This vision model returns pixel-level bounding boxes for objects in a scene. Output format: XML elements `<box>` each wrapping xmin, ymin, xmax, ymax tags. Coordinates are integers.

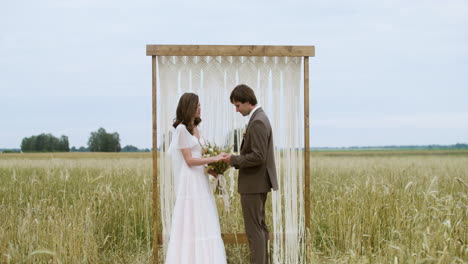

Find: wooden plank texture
<box><xmin>304</xmin><ymin>56</ymin><xmax>311</xmax><ymax>264</ymax></box>
<box><xmin>156</xmin><ymin>233</ymin><xmax>272</xmax><ymax>245</ymax></box>
<box><xmin>152</xmin><ymin>56</ymin><xmax>159</xmax><ymax>264</ymax></box>
<box><xmin>222</xmin><ymin>233</ymin><xmax>249</xmax><ymax>244</ymax></box>
<box><xmin>146</xmin><ymin>45</ymin><xmax>315</xmax><ymax>57</ymax></box>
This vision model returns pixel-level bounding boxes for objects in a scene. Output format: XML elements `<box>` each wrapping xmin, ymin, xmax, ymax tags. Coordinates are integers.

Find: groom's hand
<box><xmin>222</xmin><ymin>154</ymin><xmax>232</xmax><ymax>165</ymax></box>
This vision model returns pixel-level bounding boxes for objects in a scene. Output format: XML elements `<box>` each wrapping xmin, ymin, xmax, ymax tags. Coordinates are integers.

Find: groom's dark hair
<box><xmin>230</xmin><ymin>84</ymin><xmax>258</xmax><ymax>105</ymax></box>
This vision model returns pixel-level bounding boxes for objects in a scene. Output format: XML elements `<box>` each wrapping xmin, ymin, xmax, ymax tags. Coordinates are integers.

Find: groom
<box><xmin>222</xmin><ymin>84</ymin><xmax>278</xmax><ymax>264</ymax></box>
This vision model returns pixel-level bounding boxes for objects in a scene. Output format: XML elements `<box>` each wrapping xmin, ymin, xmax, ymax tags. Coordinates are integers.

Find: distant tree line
<box><xmin>14</xmin><ymin>128</ymin><xmax>468</xmax><ymax>153</ymax></box>
<box><xmin>69</xmin><ymin>145</ymin><xmax>150</xmax><ymax>152</ymax></box>
<box><xmin>121</xmin><ymin>145</ymin><xmax>151</xmax><ymax>152</ymax></box>
<box><xmin>18</xmin><ymin>127</ymin><xmax>151</xmax><ymax>153</ymax></box>
<box><xmin>70</xmin><ymin>146</ymin><xmax>90</xmax><ymax>152</ymax></box>
<box><xmin>87</xmin><ymin>128</ymin><xmax>121</xmax><ymax>152</ymax></box>
<box><xmin>21</xmin><ymin>134</ymin><xmax>70</xmax><ymax>152</ymax></box>
<box><xmin>0</xmin><ymin>149</ymin><xmax>21</xmax><ymax>153</ymax></box>
<box><xmin>312</xmin><ymin>143</ymin><xmax>468</xmax><ymax>150</ymax></box>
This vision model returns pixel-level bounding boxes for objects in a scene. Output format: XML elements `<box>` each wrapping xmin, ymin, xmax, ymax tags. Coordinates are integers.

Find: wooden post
<box><xmin>304</xmin><ymin>56</ymin><xmax>311</xmax><ymax>263</ymax></box>
<box><xmin>152</xmin><ymin>55</ymin><xmax>159</xmax><ymax>263</ymax></box>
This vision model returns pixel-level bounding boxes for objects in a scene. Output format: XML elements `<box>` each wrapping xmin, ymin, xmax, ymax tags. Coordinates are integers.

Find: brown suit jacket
<box><xmin>231</xmin><ymin>108</ymin><xmax>279</xmax><ymax>194</ymax></box>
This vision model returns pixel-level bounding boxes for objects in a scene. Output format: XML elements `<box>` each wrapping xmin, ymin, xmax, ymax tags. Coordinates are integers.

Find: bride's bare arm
<box><xmin>181</xmin><ymin>148</ymin><xmax>224</xmax><ymax>167</ymax></box>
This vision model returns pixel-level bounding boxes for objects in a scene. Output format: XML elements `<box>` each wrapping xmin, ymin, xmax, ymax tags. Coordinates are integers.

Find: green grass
<box><xmin>0</xmin><ymin>151</ymin><xmax>466</xmax><ymax>263</ymax></box>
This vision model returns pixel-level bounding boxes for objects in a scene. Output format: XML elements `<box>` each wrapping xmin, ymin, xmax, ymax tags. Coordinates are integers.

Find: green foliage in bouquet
<box><xmin>202</xmin><ymin>142</ymin><xmax>232</xmax><ymax>175</ymax></box>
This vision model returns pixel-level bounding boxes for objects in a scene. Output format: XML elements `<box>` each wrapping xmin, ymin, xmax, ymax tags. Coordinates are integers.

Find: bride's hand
<box><xmin>211</xmin><ymin>154</ymin><xmax>223</xmax><ymax>162</ymax></box>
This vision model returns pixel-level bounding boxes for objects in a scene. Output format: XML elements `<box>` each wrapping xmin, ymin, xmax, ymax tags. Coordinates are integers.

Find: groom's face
<box><xmin>232</xmin><ymin>100</ymin><xmax>251</xmax><ymax>117</ymax></box>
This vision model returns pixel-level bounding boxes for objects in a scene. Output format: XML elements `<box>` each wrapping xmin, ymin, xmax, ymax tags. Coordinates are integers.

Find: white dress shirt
<box><xmin>247</xmin><ymin>105</ymin><xmax>261</xmax><ymax>124</ymax></box>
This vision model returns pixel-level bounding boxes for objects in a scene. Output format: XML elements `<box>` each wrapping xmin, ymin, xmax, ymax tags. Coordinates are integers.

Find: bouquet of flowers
<box><xmin>202</xmin><ymin>142</ymin><xmax>231</xmax><ymax>177</ymax></box>
<box><xmin>202</xmin><ymin>142</ymin><xmax>232</xmax><ymax>210</ymax></box>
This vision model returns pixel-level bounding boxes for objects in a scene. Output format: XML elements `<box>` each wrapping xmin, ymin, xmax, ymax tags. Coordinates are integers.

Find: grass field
<box><xmin>0</xmin><ymin>150</ymin><xmax>466</xmax><ymax>263</ymax></box>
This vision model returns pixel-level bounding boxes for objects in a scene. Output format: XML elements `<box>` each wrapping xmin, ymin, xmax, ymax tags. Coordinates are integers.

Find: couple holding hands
<box><xmin>165</xmin><ymin>84</ymin><xmax>278</xmax><ymax>264</ymax></box>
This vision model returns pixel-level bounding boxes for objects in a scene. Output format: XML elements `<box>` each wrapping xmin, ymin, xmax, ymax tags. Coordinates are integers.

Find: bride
<box><xmin>165</xmin><ymin>92</ymin><xmax>228</xmax><ymax>264</ymax></box>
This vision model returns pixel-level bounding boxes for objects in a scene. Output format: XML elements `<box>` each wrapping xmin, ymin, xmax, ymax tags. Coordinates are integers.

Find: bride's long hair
<box><xmin>172</xmin><ymin>93</ymin><xmax>201</xmax><ymax>135</ymax></box>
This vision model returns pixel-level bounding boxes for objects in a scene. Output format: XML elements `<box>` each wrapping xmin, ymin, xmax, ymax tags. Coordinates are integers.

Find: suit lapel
<box><xmin>246</xmin><ymin>107</ymin><xmax>262</xmax><ymax>130</ymax></box>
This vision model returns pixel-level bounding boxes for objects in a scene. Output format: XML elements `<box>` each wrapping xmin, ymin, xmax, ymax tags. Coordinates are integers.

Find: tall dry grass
<box><xmin>0</xmin><ymin>154</ymin><xmax>152</xmax><ymax>263</ymax></box>
<box><xmin>310</xmin><ymin>153</ymin><xmax>467</xmax><ymax>263</ymax></box>
<box><xmin>0</xmin><ymin>151</ymin><xmax>466</xmax><ymax>263</ymax></box>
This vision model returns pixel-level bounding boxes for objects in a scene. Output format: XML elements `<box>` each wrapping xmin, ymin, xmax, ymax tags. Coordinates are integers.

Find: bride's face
<box><xmin>194</xmin><ymin>102</ymin><xmax>201</xmax><ymax>119</ymax></box>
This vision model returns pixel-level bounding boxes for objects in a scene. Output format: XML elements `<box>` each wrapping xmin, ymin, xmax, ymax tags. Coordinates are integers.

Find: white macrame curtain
<box><xmin>157</xmin><ymin>55</ymin><xmax>305</xmax><ymax>263</ymax></box>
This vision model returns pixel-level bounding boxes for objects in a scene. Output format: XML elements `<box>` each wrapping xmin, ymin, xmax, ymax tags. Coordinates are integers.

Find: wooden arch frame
<box><xmin>146</xmin><ymin>44</ymin><xmax>315</xmax><ymax>263</ymax></box>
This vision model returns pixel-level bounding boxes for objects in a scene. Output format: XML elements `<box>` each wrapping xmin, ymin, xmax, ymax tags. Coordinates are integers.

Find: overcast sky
<box><xmin>1</xmin><ymin>0</ymin><xmax>467</xmax><ymax>148</ymax></box>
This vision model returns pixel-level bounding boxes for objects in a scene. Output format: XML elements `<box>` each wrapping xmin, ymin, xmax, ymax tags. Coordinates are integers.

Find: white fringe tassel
<box><xmin>157</xmin><ymin>56</ymin><xmax>305</xmax><ymax>263</ymax></box>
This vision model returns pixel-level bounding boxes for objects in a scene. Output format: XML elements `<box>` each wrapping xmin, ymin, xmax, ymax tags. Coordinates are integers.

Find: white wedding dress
<box><xmin>165</xmin><ymin>124</ymin><xmax>227</xmax><ymax>264</ymax></box>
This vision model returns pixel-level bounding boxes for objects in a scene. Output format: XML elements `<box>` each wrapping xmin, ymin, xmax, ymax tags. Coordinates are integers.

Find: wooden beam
<box><xmin>146</xmin><ymin>45</ymin><xmax>315</xmax><ymax>57</ymax></box>
<box><xmin>152</xmin><ymin>55</ymin><xmax>159</xmax><ymax>264</ymax></box>
<box><xmin>222</xmin><ymin>233</ymin><xmax>249</xmax><ymax>244</ymax></box>
<box><xmin>156</xmin><ymin>233</ymin><xmax>274</xmax><ymax>245</ymax></box>
<box><xmin>304</xmin><ymin>56</ymin><xmax>311</xmax><ymax>264</ymax></box>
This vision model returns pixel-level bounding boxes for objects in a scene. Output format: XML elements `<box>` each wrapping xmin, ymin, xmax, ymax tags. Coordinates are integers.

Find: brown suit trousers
<box><xmin>231</xmin><ymin>108</ymin><xmax>278</xmax><ymax>264</ymax></box>
<box><xmin>241</xmin><ymin>193</ymin><xmax>269</xmax><ymax>264</ymax></box>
